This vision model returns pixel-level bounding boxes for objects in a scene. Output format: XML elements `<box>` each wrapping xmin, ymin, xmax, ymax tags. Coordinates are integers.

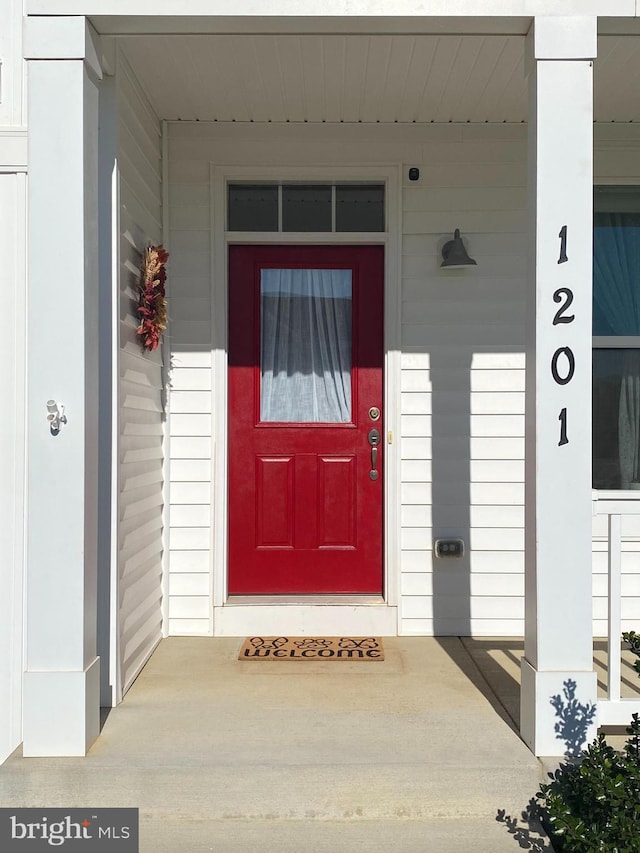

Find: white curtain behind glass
<box><xmin>594</xmin><ymin>213</ymin><xmax>640</xmax><ymax>486</ymax></box>
<box><xmin>260</xmin><ymin>268</ymin><xmax>352</xmax><ymax>422</ymax></box>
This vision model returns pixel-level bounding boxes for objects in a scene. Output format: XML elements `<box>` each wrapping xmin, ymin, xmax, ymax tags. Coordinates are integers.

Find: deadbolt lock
<box><xmin>368</xmin><ymin>406</ymin><xmax>381</xmax><ymax>421</ymax></box>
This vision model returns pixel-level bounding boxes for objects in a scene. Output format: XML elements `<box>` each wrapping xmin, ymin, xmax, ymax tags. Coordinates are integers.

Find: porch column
<box><xmin>23</xmin><ymin>17</ymin><xmax>103</xmax><ymax>756</ymax></box>
<box><xmin>522</xmin><ymin>16</ymin><xmax>598</xmax><ymax>757</ymax></box>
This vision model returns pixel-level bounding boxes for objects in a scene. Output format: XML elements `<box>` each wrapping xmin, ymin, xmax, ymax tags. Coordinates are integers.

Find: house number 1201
<box><xmin>553</xmin><ymin>225</ymin><xmax>574</xmax><ymax>446</ymax></box>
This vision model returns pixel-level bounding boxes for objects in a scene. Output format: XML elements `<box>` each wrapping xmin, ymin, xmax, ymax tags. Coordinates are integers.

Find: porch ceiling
<box><xmin>120</xmin><ymin>34</ymin><xmax>640</xmax><ymax>123</ymax></box>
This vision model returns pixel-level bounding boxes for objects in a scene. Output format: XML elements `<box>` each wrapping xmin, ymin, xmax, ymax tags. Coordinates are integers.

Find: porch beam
<box><xmin>521</xmin><ymin>15</ymin><xmax>598</xmax><ymax>757</ymax></box>
<box><xmin>25</xmin><ymin>0</ymin><xmax>636</xmax><ymax>21</ymax></box>
<box><xmin>22</xmin><ymin>21</ymin><xmax>103</xmax><ymax>756</ymax></box>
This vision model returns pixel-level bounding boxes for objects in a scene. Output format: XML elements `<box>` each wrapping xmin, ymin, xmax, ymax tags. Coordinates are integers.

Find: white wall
<box><xmin>0</xmin><ymin>172</ymin><xmax>26</xmax><ymax>762</ymax></box>
<box><xmin>0</xmin><ymin>0</ymin><xmax>26</xmax><ymax>764</ymax></box>
<box><xmin>165</xmin><ymin>119</ymin><xmax>640</xmax><ymax>637</ymax></box>
<box><xmin>166</xmin><ymin>131</ymin><xmax>212</xmax><ymax>636</ymax></box>
<box><xmin>0</xmin><ymin>0</ymin><xmax>25</xmax><ymax>129</ymax></box>
<box><xmin>398</xmin><ymin>125</ymin><xmax>527</xmax><ymax>636</ymax></box>
<box><xmin>115</xmin><ymin>52</ymin><xmax>165</xmax><ymax>694</ymax></box>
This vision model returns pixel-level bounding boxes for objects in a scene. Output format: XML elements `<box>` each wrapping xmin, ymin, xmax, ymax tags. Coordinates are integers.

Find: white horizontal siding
<box><xmin>400</xmin><ymin>505</ymin><xmax>524</xmax><ymax>528</ymax></box>
<box><xmin>170</xmin><ymin>483</ymin><xmax>211</xmax><ymax>504</ymax></box>
<box><xmin>164</xmin><ymin>119</ymin><xmax>640</xmax><ymax>639</ymax></box>
<box><xmin>170</xmin><ymin>551</ymin><xmax>211</xmax><ymax>572</ymax></box>
<box><xmin>399</xmin><ymin>127</ymin><xmax>527</xmax><ymax>637</ymax></box>
<box><xmin>116</xmin><ymin>52</ymin><xmax>164</xmax><ymax>696</ymax></box>
<box><xmin>168</xmin><ymin>618</ymin><xmax>212</xmax><ymax>636</ymax></box>
<box><xmin>170</xmin><ymin>459</ymin><xmax>212</xmax><ymax>481</ymax></box>
<box><xmin>166</xmin><ymin>131</ymin><xmax>213</xmax><ymax>634</ymax></box>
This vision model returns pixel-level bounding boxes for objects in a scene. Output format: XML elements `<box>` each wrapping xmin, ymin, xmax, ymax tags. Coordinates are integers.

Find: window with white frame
<box><xmin>593</xmin><ymin>187</ymin><xmax>640</xmax><ymax>489</ymax></box>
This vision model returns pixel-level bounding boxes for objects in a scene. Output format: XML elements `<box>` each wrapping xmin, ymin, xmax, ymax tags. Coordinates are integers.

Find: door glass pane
<box><xmin>260</xmin><ymin>269</ymin><xmax>352</xmax><ymax>422</ymax></box>
<box><xmin>228</xmin><ymin>184</ymin><xmax>278</xmax><ymax>231</ymax></box>
<box><xmin>282</xmin><ymin>185</ymin><xmax>332</xmax><ymax>232</ymax></box>
<box><xmin>593</xmin><ymin>349</ymin><xmax>640</xmax><ymax>489</ymax></box>
<box><xmin>336</xmin><ymin>184</ymin><xmax>385</xmax><ymax>232</ymax></box>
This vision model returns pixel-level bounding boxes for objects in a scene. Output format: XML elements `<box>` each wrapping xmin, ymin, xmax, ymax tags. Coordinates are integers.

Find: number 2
<box><xmin>552</xmin><ymin>288</ymin><xmax>575</xmax><ymax>325</ymax></box>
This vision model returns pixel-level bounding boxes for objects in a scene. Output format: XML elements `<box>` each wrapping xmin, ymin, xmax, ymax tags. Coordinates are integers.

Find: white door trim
<box><xmin>210</xmin><ymin>163</ymin><xmax>402</xmax><ymax>636</ymax></box>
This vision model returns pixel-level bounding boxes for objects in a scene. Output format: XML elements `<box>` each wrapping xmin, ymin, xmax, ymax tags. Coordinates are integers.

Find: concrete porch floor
<box><xmin>1</xmin><ymin>638</ymin><xmax>556</xmax><ymax>851</ymax></box>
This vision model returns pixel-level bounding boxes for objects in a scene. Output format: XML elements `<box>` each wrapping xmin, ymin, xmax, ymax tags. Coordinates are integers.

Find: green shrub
<box><xmin>536</xmin><ymin>633</ymin><xmax>640</xmax><ymax>852</ymax></box>
<box><xmin>538</xmin><ymin>716</ymin><xmax>640</xmax><ymax>852</ymax></box>
<box><xmin>622</xmin><ymin>631</ymin><xmax>640</xmax><ymax>680</ymax></box>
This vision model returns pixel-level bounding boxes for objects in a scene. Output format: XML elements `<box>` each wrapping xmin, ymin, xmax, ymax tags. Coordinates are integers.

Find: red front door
<box><xmin>228</xmin><ymin>245</ymin><xmax>384</xmax><ymax>595</ymax></box>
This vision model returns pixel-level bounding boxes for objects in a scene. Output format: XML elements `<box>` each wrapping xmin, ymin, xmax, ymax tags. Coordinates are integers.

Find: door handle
<box><xmin>368</xmin><ymin>428</ymin><xmax>381</xmax><ymax>481</ymax></box>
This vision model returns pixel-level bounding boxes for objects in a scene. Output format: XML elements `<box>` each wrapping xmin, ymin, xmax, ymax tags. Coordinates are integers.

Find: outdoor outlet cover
<box><xmin>434</xmin><ymin>538</ymin><xmax>465</xmax><ymax>559</ymax></box>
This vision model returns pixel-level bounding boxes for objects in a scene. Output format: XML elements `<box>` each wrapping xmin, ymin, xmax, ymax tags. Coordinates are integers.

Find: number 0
<box><xmin>551</xmin><ymin>347</ymin><xmax>575</xmax><ymax>385</ymax></box>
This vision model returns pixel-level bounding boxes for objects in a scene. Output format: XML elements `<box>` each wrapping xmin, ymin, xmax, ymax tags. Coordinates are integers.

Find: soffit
<box><xmin>119</xmin><ymin>34</ymin><xmax>640</xmax><ymax>123</ymax></box>
<box><xmin>596</xmin><ymin>36</ymin><xmax>640</xmax><ymax>121</ymax></box>
<box><xmin>121</xmin><ymin>34</ymin><xmax>528</xmax><ymax>123</ymax></box>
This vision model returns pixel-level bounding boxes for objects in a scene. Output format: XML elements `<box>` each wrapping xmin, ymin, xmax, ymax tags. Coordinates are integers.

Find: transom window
<box><xmin>593</xmin><ymin>186</ymin><xmax>640</xmax><ymax>489</ymax></box>
<box><xmin>227</xmin><ymin>182</ymin><xmax>385</xmax><ymax>233</ymax></box>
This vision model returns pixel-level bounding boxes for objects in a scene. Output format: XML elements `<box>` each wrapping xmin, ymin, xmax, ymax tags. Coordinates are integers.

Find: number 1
<box><xmin>558</xmin><ymin>408</ymin><xmax>568</xmax><ymax>446</ymax></box>
<box><xmin>558</xmin><ymin>225</ymin><xmax>568</xmax><ymax>264</ymax></box>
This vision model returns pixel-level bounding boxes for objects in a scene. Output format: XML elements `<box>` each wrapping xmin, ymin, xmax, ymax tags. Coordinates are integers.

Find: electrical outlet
<box><xmin>434</xmin><ymin>538</ymin><xmax>465</xmax><ymax>559</ymax></box>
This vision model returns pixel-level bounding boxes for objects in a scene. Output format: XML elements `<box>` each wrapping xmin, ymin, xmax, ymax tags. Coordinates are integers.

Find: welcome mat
<box><xmin>239</xmin><ymin>636</ymin><xmax>384</xmax><ymax>661</ymax></box>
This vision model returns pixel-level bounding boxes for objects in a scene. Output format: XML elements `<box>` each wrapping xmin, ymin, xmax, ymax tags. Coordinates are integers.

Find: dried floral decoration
<box><xmin>137</xmin><ymin>244</ymin><xmax>169</xmax><ymax>351</ymax></box>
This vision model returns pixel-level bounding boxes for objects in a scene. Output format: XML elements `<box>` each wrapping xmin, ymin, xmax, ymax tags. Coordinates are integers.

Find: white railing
<box><xmin>593</xmin><ymin>491</ymin><xmax>640</xmax><ymax>726</ymax></box>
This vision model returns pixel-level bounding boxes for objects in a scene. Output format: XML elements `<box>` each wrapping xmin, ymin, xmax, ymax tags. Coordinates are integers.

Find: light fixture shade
<box><xmin>441</xmin><ymin>228</ymin><xmax>477</xmax><ymax>268</ymax></box>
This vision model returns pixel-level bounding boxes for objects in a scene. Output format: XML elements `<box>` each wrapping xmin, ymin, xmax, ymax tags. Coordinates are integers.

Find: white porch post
<box><xmin>23</xmin><ymin>18</ymin><xmax>103</xmax><ymax>756</ymax></box>
<box><xmin>522</xmin><ymin>16</ymin><xmax>598</xmax><ymax>757</ymax></box>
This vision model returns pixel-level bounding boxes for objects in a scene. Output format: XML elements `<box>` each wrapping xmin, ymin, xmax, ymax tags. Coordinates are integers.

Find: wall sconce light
<box><xmin>440</xmin><ymin>228</ymin><xmax>477</xmax><ymax>268</ymax></box>
<box><xmin>46</xmin><ymin>399</ymin><xmax>67</xmax><ymax>435</ymax></box>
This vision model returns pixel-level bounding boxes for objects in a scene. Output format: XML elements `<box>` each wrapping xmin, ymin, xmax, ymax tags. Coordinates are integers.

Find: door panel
<box><xmin>255</xmin><ymin>456</ymin><xmax>294</xmax><ymax>547</ymax></box>
<box><xmin>318</xmin><ymin>456</ymin><xmax>356</xmax><ymax>548</ymax></box>
<box><xmin>228</xmin><ymin>245</ymin><xmax>384</xmax><ymax>594</ymax></box>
